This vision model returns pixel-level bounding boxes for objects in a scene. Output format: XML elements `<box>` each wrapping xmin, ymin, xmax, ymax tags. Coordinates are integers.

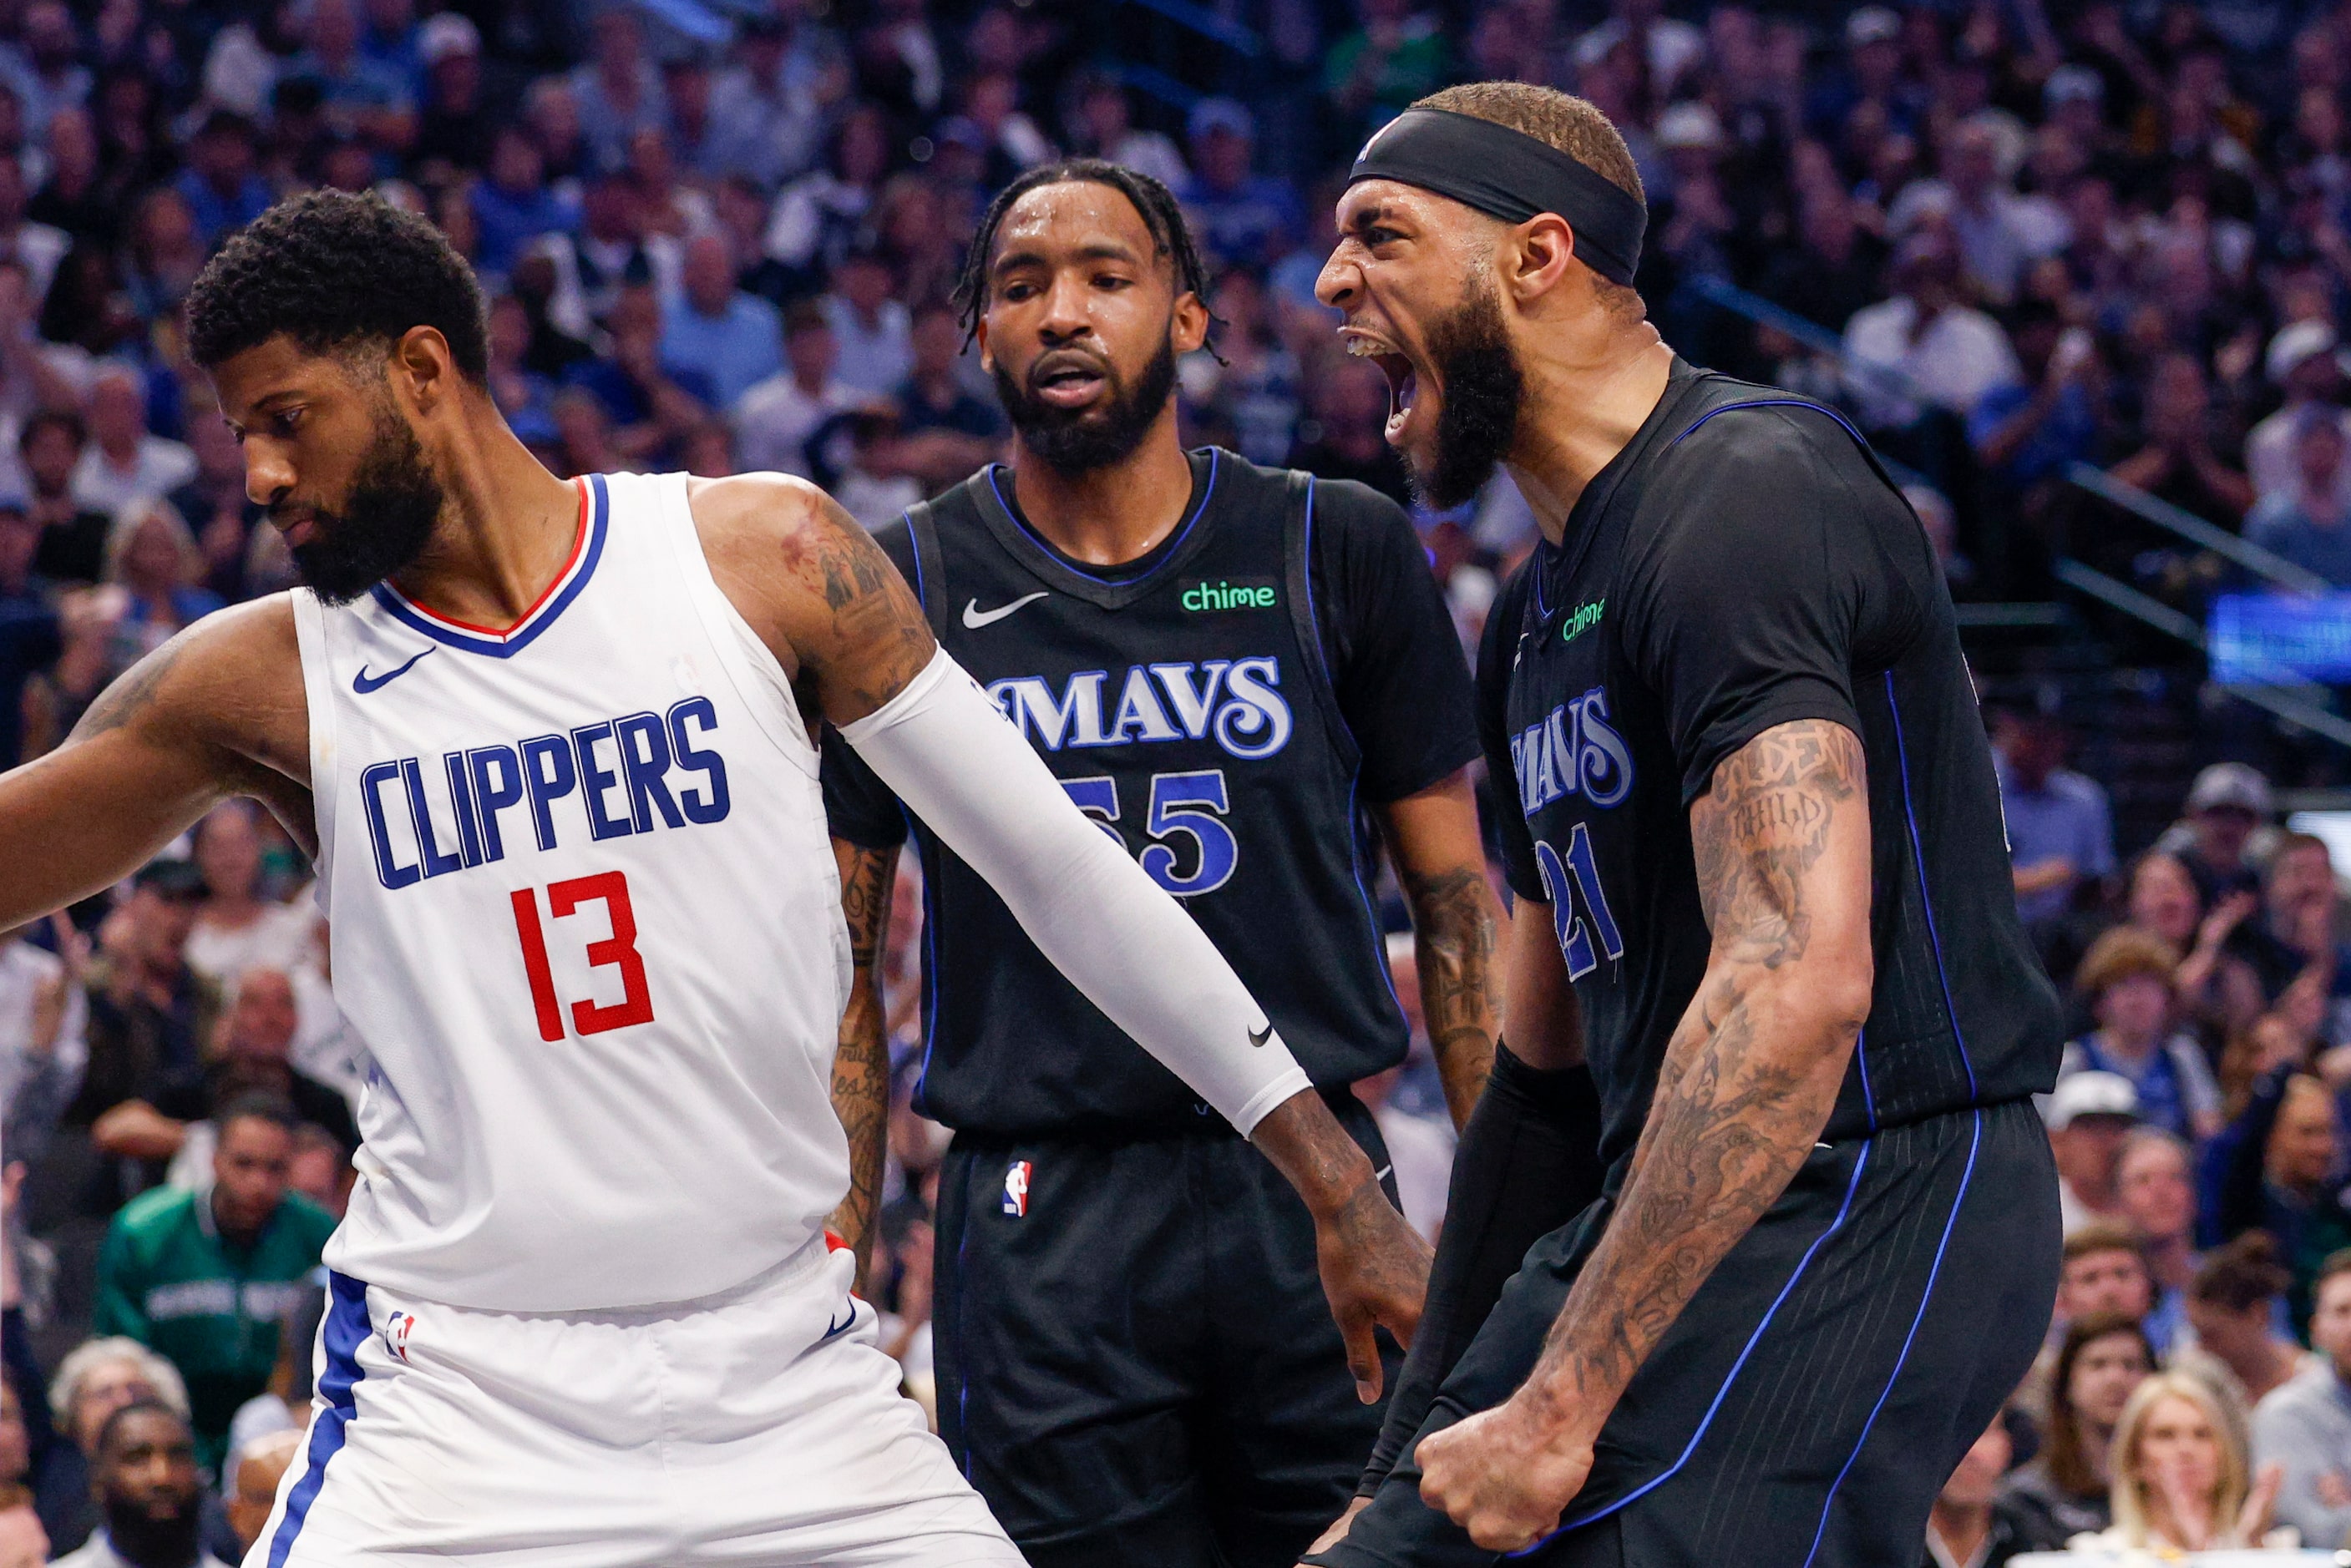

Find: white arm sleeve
<box><xmin>839</xmin><ymin>648</ymin><xmax>1314</xmax><ymax>1135</ymax></box>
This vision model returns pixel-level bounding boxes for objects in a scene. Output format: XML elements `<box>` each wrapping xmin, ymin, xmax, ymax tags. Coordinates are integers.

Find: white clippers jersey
<box><xmin>291</xmin><ymin>471</ymin><xmax>853</xmax><ymax>1313</ymax></box>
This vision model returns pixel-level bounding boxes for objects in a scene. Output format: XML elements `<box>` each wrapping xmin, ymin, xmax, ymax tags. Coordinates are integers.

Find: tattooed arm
<box><xmin>0</xmin><ymin>598</ymin><xmax>311</xmax><ymax>932</ymax></box>
<box><xmin>1415</xmin><ymin>719</ymin><xmax>1872</xmax><ymax>1551</ymax></box>
<box><xmin>827</xmin><ymin>836</ymin><xmax>899</xmax><ymax>1291</ymax></box>
<box><xmin>1376</xmin><ymin>771</ymin><xmax>1503</xmax><ymax>1129</ymax></box>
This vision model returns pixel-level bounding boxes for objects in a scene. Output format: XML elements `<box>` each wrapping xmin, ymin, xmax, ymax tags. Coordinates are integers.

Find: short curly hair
<box><xmin>185</xmin><ymin>188</ymin><xmax>489</xmax><ymax>380</ymax></box>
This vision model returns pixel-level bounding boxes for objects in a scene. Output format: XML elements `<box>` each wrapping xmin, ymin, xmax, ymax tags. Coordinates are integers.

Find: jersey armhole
<box><xmin>288</xmin><ymin>590</ymin><xmax>338</xmax><ymax>918</ymax></box>
<box><xmin>1283</xmin><ymin>471</ymin><xmax>1360</xmax><ymax>775</ymax></box>
<box><xmin>662</xmin><ymin>473</ymin><xmax>823</xmax><ymax>777</ymax></box>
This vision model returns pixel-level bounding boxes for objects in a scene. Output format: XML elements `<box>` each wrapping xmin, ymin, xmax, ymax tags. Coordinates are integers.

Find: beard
<box><xmin>1409</xmin><ymin>274</ymin><xmax>1525</xmax><ymax>510</ymax></box>
<box><xmin>104</xmin><ymin>1491</ymin><xmax>200</xmax><ymax>1565</ymax></box>
<box><xmin>281</xmin><ymin>403</ymin><xmax>443</xmax><ymax>605</ymax></box>
<box><xmin>993</xmin><ymin>334</ymin><xmax>1179</xmax><ymax>476</ymax></box>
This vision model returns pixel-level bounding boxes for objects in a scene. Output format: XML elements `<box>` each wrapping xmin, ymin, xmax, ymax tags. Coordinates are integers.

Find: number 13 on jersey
<box><xmin>509</xmin><ymin>871</ymin><xmax>656</xmax><ymax>1041</ymax></box>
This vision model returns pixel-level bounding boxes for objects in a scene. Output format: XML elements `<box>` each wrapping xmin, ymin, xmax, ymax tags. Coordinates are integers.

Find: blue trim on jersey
<box><xmin>369</xmin><ymin>474</ymin><xmax>610</xmax><ymax>658</ymax></box>
<box><xmin>1856</xmin><ymin>1027</ymin><xmax>1877</xmax><ymax>1131</ymax></box>
<box><xmin>983</xmin><ymin>451</ymin><xmax>1221</xmax><ymax>586</ymax></box>
<box><xmin>910</xmin><ymin>835</ymin><xmax>942</xmax><ymax>1114</ymax></box>
<box><xmin>1516</xmin><ymin>1140</ymin><xmax>1873</xmax><ymax>1550</ymax></box>
<box><xmin>1883</xmin><ymin>671</ymin><xmax>1979</xmax><ymax>1095</ymax></box>
<box><xmin>266</xmin><ymin>1271</ymin><xmax>372</xmax><ymax>1568</ymax></box>
<box><xmin>1798</xmin><ymin>1109</ymin><xmax>1983</xmax><ymax>1568</ymax></box>
<box><xmin>1666</xmin><ymin>398</ymin><xmax>1871</xmax><ymax>452</ymax></box>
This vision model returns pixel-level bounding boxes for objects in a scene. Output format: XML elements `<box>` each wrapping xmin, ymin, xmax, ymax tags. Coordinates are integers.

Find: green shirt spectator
<box><xmin>91</xmin><ymin>1097</ymin><xmax>335</xmax><ymax>1473</ymax></box>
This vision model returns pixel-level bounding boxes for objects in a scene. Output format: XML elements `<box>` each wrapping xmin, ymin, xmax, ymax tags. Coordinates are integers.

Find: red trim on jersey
<box><xmin>383</xmin><ymin>478</ymin><xmax>590</xmax><ymax>639</ymax></box>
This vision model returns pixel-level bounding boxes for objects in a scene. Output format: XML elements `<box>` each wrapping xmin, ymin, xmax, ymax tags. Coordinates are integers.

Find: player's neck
<box><xmin>1005</xmin><ymin>415</ymin><xmax>1196</xmax><ymax>568</ymax></box>
<box><xmin>384</xmin><ymin>412</ymin><xmax>584</xmax><ymax>626</ymax></box>
<box><xmin>1502</xmin><ymin>326</ymin><xmax>1675</xmax><ymax>548</ymax></box>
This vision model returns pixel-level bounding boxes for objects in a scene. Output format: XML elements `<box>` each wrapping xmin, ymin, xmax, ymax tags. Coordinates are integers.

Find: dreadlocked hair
<box><xmin>953</xmin><ymin>159</ymin><xmax>1224</xmax><ymax>363</ymax></box>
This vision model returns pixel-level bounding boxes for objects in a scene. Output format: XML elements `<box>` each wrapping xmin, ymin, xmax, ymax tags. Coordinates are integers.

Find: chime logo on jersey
<box><xmin>358</xmin><ymin>695</ymin><xmax>732</xmax><ymax>891</ymax></box>
<box><xmin>1002</xmin><ymin>1161</ymin><xmax>1032</xmax><ymax>1217</ymax></box>
<box><xmin>1510</xmin><ymin>685</ymin><xmax>1634</xmax><ymax>816</ymax></box>
<box><xmin>986</xmin><ymin>657</ymin><xmax>1293</xmax><ymax>760</ymax></box>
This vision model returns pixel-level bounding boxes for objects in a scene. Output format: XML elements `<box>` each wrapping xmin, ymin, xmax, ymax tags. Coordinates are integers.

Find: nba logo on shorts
<box><xmin>1002</xmin><ymin>1161</ymin><xmax>1032</xmax><ymax>1217</ymax></box>
<box><xmin>383</xmin><ymin>1311</ymin><xmax>417</xmax><ymax>1363</ymax></box>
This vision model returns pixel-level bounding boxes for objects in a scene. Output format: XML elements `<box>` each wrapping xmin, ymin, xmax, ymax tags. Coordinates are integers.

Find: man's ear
<box><xmin>389</xmin><ymin>325</ymin><xmax>457</xmax><ymax>414</ymax></box>
<box><xmin>1171</xmin><ymin>290</ymin><xmax>1209</xmax><ymax>357</ymax></box>
<box><xmin>1504</xmin><ymin>214</ymin><xmax>1578</xmax><ymax>306</ymax></box>
<box><xmin>975</xmin><ymin>314</ymin><xmax>995</xmax><ymax>375</ymax></box>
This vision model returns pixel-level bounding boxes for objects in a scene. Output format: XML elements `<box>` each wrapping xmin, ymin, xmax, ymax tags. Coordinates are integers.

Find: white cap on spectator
<box><xmin>1655</xmin><ymin>103</ymin><xmax>1724</xmax><ymax>152</ymax></box>
<box><xmin>2266</xmin><ymin>318</ymin><xmax>2344</xmax><ymax>385</ymax></box>
<box><xmin>1188</xmin><ymin>98</ymin><xmax>1254</xmax><ymax>144</ymax></box>
<box><xmin>2044</xmin><ymin>65</ymin><xmax>2104</xmax><ymax>109</ymax></box>
<box><xmin>1847</xmin><ymin>8</ymin><xmax>1901</xmax><ymax>47</ymax></box>
<box><xmin>419</xmin><ymin>12</ymin><xmax>480</xmax><ymax>63</ymax></box>
<box><xmin>2046</xmin><ymin>1071</ymin><xmax>2141</xmax><ymax>1130</ymax></box>
<box><xmin>2185</xmin><ymin>761</ymin><xmax>2272</xmax><ymax>817</ymax></box>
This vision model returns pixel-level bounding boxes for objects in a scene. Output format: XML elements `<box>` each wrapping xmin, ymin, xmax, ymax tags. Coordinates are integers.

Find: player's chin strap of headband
<box><xmin>1345</xmin><ymin>108</ymin><xmax>1648</xmax><ymax>287</ymax></box>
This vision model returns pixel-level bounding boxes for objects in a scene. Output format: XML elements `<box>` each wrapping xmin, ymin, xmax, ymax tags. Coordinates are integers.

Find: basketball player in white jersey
<box><xmin>0</xmin><ymin>190</ymin><xmax>1429</xmax><ymax>1567</ymax></box>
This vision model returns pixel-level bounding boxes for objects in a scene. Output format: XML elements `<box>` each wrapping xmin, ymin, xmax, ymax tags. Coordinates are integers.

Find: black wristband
<box><xmin>1357</xmin><ymin>1044</ymin><xmax>1606</xmax><ymax>1495</ymax></box>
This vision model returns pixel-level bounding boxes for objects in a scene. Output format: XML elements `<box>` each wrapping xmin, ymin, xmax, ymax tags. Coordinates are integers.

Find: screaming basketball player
<box><xmin>1303</xmin><ymin>83</ymin><xmax>2065</xmax><ymax>1567</ymax></box>
<box><xmin>0</xmin><ymin>190</ymin><xmax>1431</xmax><ymax>1567</ymax></box>
<box><xmin>820</xmin><ymin>160</ymin><xmax>1498</xmax><ymax>1568</ymax></box>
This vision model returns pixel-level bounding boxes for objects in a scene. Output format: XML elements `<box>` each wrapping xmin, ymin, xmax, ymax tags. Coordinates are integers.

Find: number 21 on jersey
<box><xmin>509</xmin><ymin>871</ymin><xmax>656</xmax><ymax>1042</ymax></box>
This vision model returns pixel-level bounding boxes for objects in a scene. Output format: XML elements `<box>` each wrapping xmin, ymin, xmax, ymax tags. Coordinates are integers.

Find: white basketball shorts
<box><xmin>245</xmin><ymin>1234</ymin><xmax>1025</xmax><ymax>1567</ymax></box>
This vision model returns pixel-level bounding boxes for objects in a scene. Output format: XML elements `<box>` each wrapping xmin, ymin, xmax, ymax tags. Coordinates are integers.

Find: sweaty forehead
<box><xmin>995</xmin><ymin>180</ymin><xmax>1158</xmax><ymax>264</ymax></box>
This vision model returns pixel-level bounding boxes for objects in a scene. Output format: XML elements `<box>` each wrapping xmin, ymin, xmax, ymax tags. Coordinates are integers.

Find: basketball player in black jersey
<box><xmin>820</xmin><ymin>162</ymin><xmax>1503</xmax><ymax>1568</ymax></box>
<box><xmin>1299</xmin><ymin>83</ymin><xmax>2065</xmax><ymax>1568</ymax></box>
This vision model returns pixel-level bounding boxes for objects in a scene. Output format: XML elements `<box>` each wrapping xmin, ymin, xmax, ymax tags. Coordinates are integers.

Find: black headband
<box><xmin>1345</xmin><ymin>108</ymin><xmax>1647</xmax><ymax>286</ymax></box>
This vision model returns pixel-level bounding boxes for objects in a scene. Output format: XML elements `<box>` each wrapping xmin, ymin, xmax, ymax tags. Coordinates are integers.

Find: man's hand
<box><xmin>1416</xmin><ymin>1394</ymin><xmax>1594</xmax><ymax>1552</ymax></box>
<box><xmin>1311</xmin><ymin>1169</ymin><xmax>1432</xmax><ymax>1403</ymax></box>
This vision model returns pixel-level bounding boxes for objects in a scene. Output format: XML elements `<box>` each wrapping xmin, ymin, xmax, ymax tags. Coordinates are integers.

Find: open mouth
<box><xmin>1345</xmin><ymin>331</ymin><xmax>1421</xmax><ymax>443</ymax></box>
<box><xmin>1031</xmin><ymin>352</ymin><xmax>1108</xmax><ymax>409</ymax></box>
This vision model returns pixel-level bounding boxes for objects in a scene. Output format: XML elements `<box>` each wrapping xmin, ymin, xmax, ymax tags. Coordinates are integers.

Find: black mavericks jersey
<box><xmin>1478</xmin><ymin>362</ymin><xmax>2062</xmax><ymax>1165</ymax></box>
<box><xmin>827</xmin><ymin>448</ymin><xmax>1479</xmax><ymax>1136</ymax></box>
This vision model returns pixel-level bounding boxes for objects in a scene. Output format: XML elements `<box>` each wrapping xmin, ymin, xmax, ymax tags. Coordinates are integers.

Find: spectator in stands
<box><xmin>222</xmin><ymin>1427</ymin><xmax>300</xmax><ymax>1557</ymax></box>
<box><xmin>1289</xmin><ymin>354</ymin><xmax>1411</xmax><ymax>507</ymax></box>
<box><xmin>1923</xmin><ymin>1410</ymin><xmax>2064</xmax><ymax>1567</ymax></box>
<box><xmin>2235</xmin><ymin>831</ymin><xmax>2351</xmax><ymax>1012</ymax></box>
<box><xmin>703</xmin><ymin>13</ymin><xmax>828</xmax><ymax>193</ymax></box>
<box><xmin>2004</xmin><ymin>1313</ymin><xmax>2155</xmax><ymax>1540</ymax></box>
<box><xmin>1970</xmin><ymin>304</ymin><xmax>2107</xmax><ymax>497</ymax></box>
<box><xmin>820</xmin><ymin>243</ymin><xmax>913</xmax><ymax>401</ymax></box>
<box><xmin>2048</xmin><ymin>1070</ymin><xmax>2142</xmax><ymax>1232</ymax></box>
<box><xmin>169</xmin><ymin>114</ymin><xmax>269</xmax><ymax>250</ymax></box>
<box><xmin>0</xmin><ymin>503</ymin><xmax>58</xmax><ymax>772</ymax></box>
<box><xmin>568</xmin><ymin>8</ymin><xmax>665</xmax><ymax>175</ymax></box>
<box><xmin>92</xmin><ymin>1095</ymin><xmax>336</xmax><ymax>1472</ymax></box>
<box><xmin>93</xmin><ymin>967</ymin><xmax>357</xmax><ymax>1176</ymax></box>
<box><xmin>2252</xmin><ymin>1247</ymin><xmax>2351</xmax><ymax>1549</ymax></box>
<box><xmin>469</xmin><ymin>128</ymin><xmax>570</xmax><ymax>279</ymax></box>
<box><xmin>1062</xmin><ymin>73</ymin><xmax>1185</xmax><ymax>191</ymax></box>
<box><xmin>1844</xmin><ymin>230</ymin><xmax>2020</xmax><ymax>431</ymax></box>
<box><xmin>2055</xmin><ymin>1222</ymin><xmax>2159</xmax><ymax>1337</ymax></box>
<box><xmin>735</xmin><ymin>301</ymin><xmax>859</xmax><ymax>478</ymax></box>
<box><xmin>23</xmin><ymin>412</ymin><xmax>112</xmax><ymax>586</ymax></box>
<box><xmin>69</xmin><ymin>859</ymin><xmax>207</xmax><ymax>1136</ymax></box>
<box><xmin>2246</xmin><ymin>320</ymin><xmax>2351</xmax><ymax>510</ymax></box>
<box><xmin>34</xmin><ymin>1340</ymin><xmax>186</xmax><ymax>1554</ymax></box>
<box><xmin>72</xmin><ymin>371</ymin><xmax>194</xmax><ymax>524</ymax></box>
<box><xmin>2119</xmin><ymin>1129</ymin><xmax>2201</xmax><ymax>1348</ymax></box>
<box><xmin>2121</xmin><ymin>852</ymin><xmax>2264</xmax><ymax>1037</ymax></box>
<box><xmin>1322</xmin><ymin>0</ymin><xmax>1448</xmax><ymax>148</ymax></box>
<box><xmin>2246</xmin><ymin>407</ymin><xmax>2351</xmax><ymax>584</ymax></box>
<box><xmin>1992</xmin><ymin>707</ymin><xmax>2115</xmax><ymax>932</ymax></box>
<box><xmin>0</xmin><ymin>1493</ymin><xmax>39</xmax><ymax>1568</ymax></box>
<box><xmin>1</xmin><ymin>913</ymin><xmax>86</xmax><ymax>1161</ymax></box>
<box><xmin>2183</xmin><ymin>1232</ymin><xmax>2314</xmax><ymax>1416</ymax></box>
<box><xmin>2110</xmin><ymin>352</ymin><xmax>2256</xmax><ymax>528</ymax></box>
<box><xmin>2211</xmin><ymin>1070</ymin><xmax>2351</xmax><ymax>1332</ymax></box>
<box><xmin>764</xmin><ymin>104</ymin><xmax>889</xmax><ymax>284</ymax></box>
<box><xmin>2061</xmin><ymin>930</ymin><xmax>2224</xmax><ymax>1141</ymax></box>
<box><xmin>1177</xmin><ymin>99</ymin><xmax>1304</xmax><ymax>274</ymax></box>
<box><xmin>660</xmin><ymin>232</ymin><xmax>782</xmax><ymax>412</ymax></box>
<box><xmin>104</xmin><ymin>503</ymin><xmax>222</xmax><ymax>659</ymax></box>
<box><xmin>49</xmin><ymin>1402</ymin><xmax>227</xmax><ymax>1568</ymax></box>
<box><xmin>2161</xmin><ymin>762</ymin><xmax>2273</xmax><ymax>903</ymax></box>
<box><xmin>2088</xmin><ymin>1373</ymin><xmax>2284</xmax><ymax>1553</ymax></box>
<box><xmin>410</xmin><ymin>13</ymin><xmax>490</xmax><ymax>180</ymax></box>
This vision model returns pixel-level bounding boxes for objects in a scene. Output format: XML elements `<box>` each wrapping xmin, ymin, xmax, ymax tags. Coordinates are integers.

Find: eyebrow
<box><xmin>1340</xmin><ymin>204</ymin><xmax>1406</xmax><ymax>236</ymax></box>
<box><xmin>991</xmin><ymin>241</ymin><xmax>1143</xmax><ymax>275</ymax></box>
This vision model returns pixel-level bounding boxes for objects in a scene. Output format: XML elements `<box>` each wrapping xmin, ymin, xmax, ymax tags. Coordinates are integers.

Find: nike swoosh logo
<box><xmin>822</xmin><ymin>1302</ymin><xmax>858</xmax><ymax>1341</ymax></box>
<box><xmin>1249</xmin><ymin>1022</ymin><xmax>1272</xmax><ymax>1047</ymax></box>
<box><xmin>962</xmin><ymin>592</ymin><xmax>1050</xmax><ymax>629</ymax></box>
<box><xmin>352</xmin><ymin>647</ymin><xmax>434</xmax><ymax>694</ymax></box>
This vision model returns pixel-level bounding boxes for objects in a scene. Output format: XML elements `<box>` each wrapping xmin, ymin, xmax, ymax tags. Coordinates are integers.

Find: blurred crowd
<box><xmin>8</xmin><ymin>0</ymin><xmax>2351</xmax><ymax>1559</ymax></box>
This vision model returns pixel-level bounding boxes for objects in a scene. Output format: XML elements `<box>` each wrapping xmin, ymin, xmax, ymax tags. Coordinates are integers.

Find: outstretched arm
<box><xmin>827</xmin><ymin>835</ymin><xmax>899</xmax><ymax>1292</ymax></box>
<box><xmin>0</xmin><ymin>599</ymin><xmax>308</xmax><ymax>932</ymax></box>
<box><xmin>1376</xmin><ymin>771</ymin><xmax>1503</xmax><ymax>1130</ymax></box>
<box><xmin>695</xmin><ymin>475</ymin><xmax>1431</xmax><ymax>1392</ymax></box>
<box><xmin>1416</xmin><ymin>719</ymin><xmax>1872</xmax><ymax>1551</ymax></box>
